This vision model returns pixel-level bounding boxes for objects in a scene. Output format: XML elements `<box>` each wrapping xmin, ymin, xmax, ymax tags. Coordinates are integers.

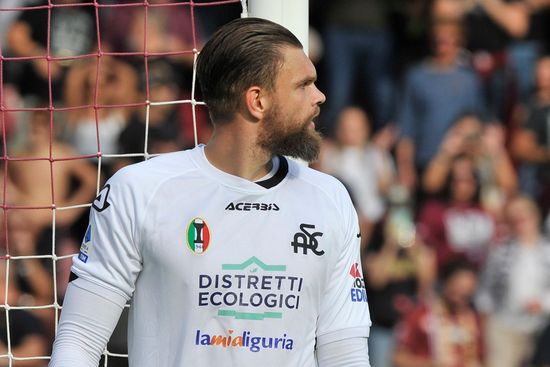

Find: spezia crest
<box><xmin>186</xmin><ymin>217</ymin><xmax>210</xmax><ymax>254</ymax></box>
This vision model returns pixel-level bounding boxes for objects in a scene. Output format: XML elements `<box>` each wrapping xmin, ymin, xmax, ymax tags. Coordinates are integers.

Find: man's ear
<box><xmin>244</xmin><ymin>86</ymin><xmax>271</xmax><ymax>121</ymax></box>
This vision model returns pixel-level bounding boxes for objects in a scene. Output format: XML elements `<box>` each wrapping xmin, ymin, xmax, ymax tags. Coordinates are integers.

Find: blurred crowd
<box><xmin>312</xmin><ymin>1</ymin><xmax>550</xmax><ymax>367</ymax></box>
<box><xmin>1</xmin><ymin>0</ymin><xmax>550</xmax><ymax>366</ymax></box>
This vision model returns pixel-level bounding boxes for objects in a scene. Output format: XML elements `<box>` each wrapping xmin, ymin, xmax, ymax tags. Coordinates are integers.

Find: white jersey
<box><xmin>72</xmin><ymin>145</ymin><xmax>371</xmax><ymax>366</ymax></box>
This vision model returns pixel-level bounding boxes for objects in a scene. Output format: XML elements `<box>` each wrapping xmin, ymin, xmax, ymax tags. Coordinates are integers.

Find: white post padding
<box><xmin>248</xmin><ymin>0</ymin><xmax>309</xmax><ymax>55</ymax></box>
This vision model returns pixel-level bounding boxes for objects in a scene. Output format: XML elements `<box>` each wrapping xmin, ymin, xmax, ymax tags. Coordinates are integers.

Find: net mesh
<box><xmin>0</xmin><ymin>1</ymin><xmax>244</xmax><ymax>365</ymax></box>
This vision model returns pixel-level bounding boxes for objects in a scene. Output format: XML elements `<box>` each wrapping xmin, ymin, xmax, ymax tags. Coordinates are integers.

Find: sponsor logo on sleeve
<box><xmin>78</xmin><ymin>224</ymin><xmax>92</xmax><ymax>263</ymax></box>
<box><xmin>186</xmin><ymin>217</ymin><xmax>210</xmax><ymax>254</ymax></box>
<box><xmin>349</xmin><ymin>263</ymin><xmax>367</xmax><ymax>303</ymax></box>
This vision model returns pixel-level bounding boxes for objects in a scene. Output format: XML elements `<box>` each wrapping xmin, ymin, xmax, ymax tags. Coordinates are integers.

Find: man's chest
<box><xmin>136</xmin><ymin>187</ymin><xmax>337</xmax><ymax>319</ymax></box>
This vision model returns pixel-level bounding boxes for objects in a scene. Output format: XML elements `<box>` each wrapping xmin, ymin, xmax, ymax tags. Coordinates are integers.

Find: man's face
<box><xmin>257</xmin><ymin>46</ymin><xmax>326</xmax><ymax>162</ymax></box>
<box><xmin>450</xmin><ymin>157</ymin><xmax>478</xmax><ymax>203</ymax></box>
<box><xmin>433</xmin><ymin>23</ymin><xmax>462</xmax><ymax>59</ymax></box>
<box><xmin>505</xmin><ymin>197</ymin><xmax>540</xmax><ymax>237</ymax></box>
<box><xmin>443</xmin><ymin>270</ymin><xmax>477</xmax><ymax>309</ymax></box>
<box><xmin>336</xmin><ymin>107</ymin><xmax>370</xmax><ymax>147</ymax></box>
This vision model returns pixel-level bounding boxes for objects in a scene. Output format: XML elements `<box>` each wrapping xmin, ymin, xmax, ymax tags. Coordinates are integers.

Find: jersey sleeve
<box><xmin>316</xmin><ymin>186</ymin><xmax>371</xmax><ymax>346</ymax></box>
<box><xmin>49</xmin><ymin>279</ymin><xmax>126</xmax><ymax>367</ymax></box>
<box><xmin>316</xmin><ymin>337</ymin><xmax>370</xmax><ymax>367</ymax></box>
<box><xmin>71</xmin><ymin>168</ymin><xmax>145</xmax><ymax>301</ymax></box>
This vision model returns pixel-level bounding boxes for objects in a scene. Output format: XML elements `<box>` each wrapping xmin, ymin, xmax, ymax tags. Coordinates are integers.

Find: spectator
<box><xmin>393</xmin><ymin>260</ymin><xmax>483</xmax><ymax>367</ymax></box>
<box><xmin>116</xmin><ymin>60</ymin><xmax>184</xmax><ymax>169</ymax></box>
<box><xmin>6</xmin><ymin>212</ymin><xmax>55</xmax><ymax>337</ymax></box>
<box><xmin>395</xmin><ymin>17</ymin><xmax>485</xmax><ymax>193</ymax></box>
<box><xmin>7</xmin><ymin>109</ymin><xmax>97</xmax><ymax>241</ymax></box>
<box><xmin>364</xmin><ymin>215</ymin><xmax>435</xmax><ymax>367</ymax></box>
<box><xmin>0</xmin><ymin>1</ymin><xmax>37</xmax><ymax>151</ymax></box>
<box><xmin>423</xmin><ymin>115</ymin><xmax>517</xmax><ymax>215</ymax></box>
<box><xmin>64</xmin><ymin>56</ymin><xmax>139</xmax><ymax>174</ymax></box>
<box><xmin>476</xmin><ymin>195</ymin><xmax>550</xmax><ymax>367</ymax></box>
<box><xmin>433</xmin><ymin>0</ymin><xmax>531</xmax><ymax>122</ymax></box>
<box><xmin>103</xmin><ymin>0</ymin><xmax>199</xmax><ymax>73</ymax></box>
<box><xmin>417</xmin><ymin>155</ymin><xmax>495</xmax><ymax>272</ymax></box>
<box><xmin>509</xmin><ymin>0</ymin><xmax>550</xmax><ymax>106</ymax></box>
<box><xmin>384</xmin><ymin>0</ymin><xmax>433</xmax><ymax>74</ymax></box>
<box><xmin>0</xmin><ymin>0</ymin><xmax>38</xmax><ymax>47</ymax></box>
<box><xmin>512</xmin><ymin>54</ymin><xmax>550</xmax><ymax>215</ymax></box>
<box><xmin>318</xmin><ymin>106</ymin><xmax>396</xmax><ymax>247</ymax></box>
<box><xmin>320</xmin><ymin>0</ymin><xmax>394</xmax><ymax>134</ymax></box>
<box><xmin>5</xmin><ymin>0</ymin><xmax>97</xmax><ymax>102</ymax></box>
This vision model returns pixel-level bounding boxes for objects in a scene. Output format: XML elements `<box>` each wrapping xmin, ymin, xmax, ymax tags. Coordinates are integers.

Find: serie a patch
<box><xmin>78</xmin><ymin>224</ymin><xmax>93</xmax><ymax>263</ymax></box>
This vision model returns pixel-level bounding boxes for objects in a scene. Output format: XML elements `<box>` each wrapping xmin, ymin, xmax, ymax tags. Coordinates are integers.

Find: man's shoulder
<box><xmin>287</xmin><ymin>159</ymin><xmax>351</xmax><ymax>199</ymax></box>
<box><xmin>109</xmin><ymin>149</ymin><xmax>199</xmax><ymax>189</ymax></box>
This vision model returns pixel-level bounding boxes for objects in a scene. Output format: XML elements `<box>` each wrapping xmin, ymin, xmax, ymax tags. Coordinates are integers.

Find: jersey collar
<box><xmin>255</xmin><ymin>155</ymin><xmax>288</xmax><ymax>189</ymax></box>
<box><xmin>192</xmin><ymin>145</ymin><xmax>289</xmax><ymax>192</ymax></box>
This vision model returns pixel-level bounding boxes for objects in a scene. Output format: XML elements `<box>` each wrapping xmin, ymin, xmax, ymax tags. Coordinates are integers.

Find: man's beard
<box><xmin>258</xmin><ymin>105</ymin><xmax>322</xmax><ymax>163</ymax></box>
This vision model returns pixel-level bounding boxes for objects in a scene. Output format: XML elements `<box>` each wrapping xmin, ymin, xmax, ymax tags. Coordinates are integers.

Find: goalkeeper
<box><xmin>50</xmin><ymin>17</ymin><xmax>371</xmax><ymax>367</ymax></box>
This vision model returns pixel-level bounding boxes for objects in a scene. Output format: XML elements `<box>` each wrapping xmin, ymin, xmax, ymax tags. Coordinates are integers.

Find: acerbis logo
<box><xmin>349</xmin><ymin>263</ymin><xmax>367</xmax><ymax>303</ymax></box>
<box><xmin>225</xmin><ymin>202</ymin><xmax>280</xmax><ymax>211</ymax></box>
<box><xmin>186</xmin><ymin>218</ymin><xmax>211</xmax><ymax>254</ymax></box>
<box><xmin>195</xmin><ymin>328</ymin><xmax>294</xmax><ymax>353</ymax></box>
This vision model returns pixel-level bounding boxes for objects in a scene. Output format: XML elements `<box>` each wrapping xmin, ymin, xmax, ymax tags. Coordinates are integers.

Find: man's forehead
<box><xmin>279</xmin><ymin>46</ymin><xmax>317</xmax><ymax>80</ymax></box>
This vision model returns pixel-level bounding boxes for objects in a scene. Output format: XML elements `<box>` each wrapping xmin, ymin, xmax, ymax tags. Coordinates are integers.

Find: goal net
<box><xmin>0</xmin><ymin>0</ymin><xmax>244</xmax><ymax>365</ymax></box>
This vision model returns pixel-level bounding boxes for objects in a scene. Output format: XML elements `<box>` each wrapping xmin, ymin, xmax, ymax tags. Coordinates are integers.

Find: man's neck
<box><xmin>433</xmin><ymin>53</ymin><xmax>458</xmax><ymax>68</ymax></box>
<box><xmin>204</xmin><ymin>122</ymin><xmax>273</xmax><ymax>182</ymax></box>
<box><xmin>441</xmin><ymin>297</ymin><xmax>469</xmax><ymax>315</ymax></box>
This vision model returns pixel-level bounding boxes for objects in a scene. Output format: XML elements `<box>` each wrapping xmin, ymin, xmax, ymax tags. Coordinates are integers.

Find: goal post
<box><xmin>247</xmin><ymin>0</ymin><xmax>309</xmax><ymax>55</ymax></box>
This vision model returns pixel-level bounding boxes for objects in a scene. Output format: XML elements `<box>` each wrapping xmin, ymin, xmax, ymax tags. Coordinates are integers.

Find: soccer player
<box><xmin>49</xmin><ymin>17</ymin><xmax>371</xmax><ymax>366</ymax></box>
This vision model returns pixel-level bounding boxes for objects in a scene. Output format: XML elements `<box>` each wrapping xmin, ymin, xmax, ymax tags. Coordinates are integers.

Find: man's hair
<box><xmin>196</xmin><ymin>17</ymin><xmax>302</xmax><ymax>124</ymax></box>
<box><xmin>440</xmin><ymin>258</ymin><xmax>477</xmax><ymax>285</ymax></box>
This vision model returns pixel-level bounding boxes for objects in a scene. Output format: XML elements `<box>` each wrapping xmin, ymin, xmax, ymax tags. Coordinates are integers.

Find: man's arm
<box><xmin>49</xmin><ymin>278</ymin><xmax>126</xmax><ymax>366</ymax></box>
<box><xmin>51</xmin><ymin>164</ymin><xmax>144</xmax><ymax>365</ymax></box>
<box><xmin>315</xmin><ymin>182</ymin><xmax>371</xmax><ymax>365</ymax></box>
<box><xmin>396</xmin><ymin>138</ymin><xmax>417</xmax><ymax>192</ymax></box>
<box><xmin>512</xmin><ymin>128</ymin><xmax>550</xmax><ymax>163</ymax></box>
<box><xmin>6</xmin><ymin>20</ymin><xmax>62</xmax><ymax>80</ymax></box>
<box><xmin>477</xmin><ymin>0</ymin><xmax>530</xmax><ymax>38</ymax></box>
<box><xmin>317</xmin><ymin>337</ymin><xmax>370</xmax><ymax>367</ymax></box>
